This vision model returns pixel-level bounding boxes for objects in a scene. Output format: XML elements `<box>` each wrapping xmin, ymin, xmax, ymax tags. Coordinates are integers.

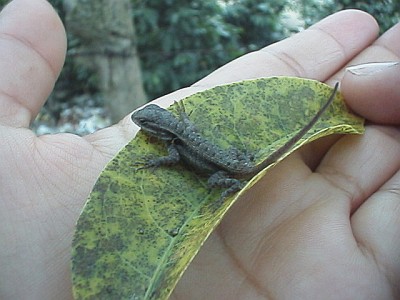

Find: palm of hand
<box><xmin>0</xmin><ymin>2</ymin><xmax>399</xmax><ymax>300</ymax></box>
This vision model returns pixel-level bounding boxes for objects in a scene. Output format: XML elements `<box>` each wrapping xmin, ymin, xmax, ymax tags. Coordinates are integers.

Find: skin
<box><xmin>0</xmin><ymin>0</ymin><xmax>398</xmax><ymax>299</ymax></box>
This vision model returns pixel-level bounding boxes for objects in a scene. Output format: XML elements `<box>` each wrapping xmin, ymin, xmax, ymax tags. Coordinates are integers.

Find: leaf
<box><xmin>71</xmin><ymin>77</ymin><xmax>364</xmax><ymax>299</ymax></box>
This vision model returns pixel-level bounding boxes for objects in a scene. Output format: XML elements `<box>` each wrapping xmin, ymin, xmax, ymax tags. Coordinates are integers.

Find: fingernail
<box><xmin>346</xmin><ymin>61</ymin><xmax>399</xmax><ymax>76</ymax></box>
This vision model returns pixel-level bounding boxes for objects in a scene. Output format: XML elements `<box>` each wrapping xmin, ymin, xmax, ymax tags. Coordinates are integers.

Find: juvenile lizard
<box><xmin>131</xmin><ymin>82</ymin><xmax>338</xmax><ymax>199</ymax></box>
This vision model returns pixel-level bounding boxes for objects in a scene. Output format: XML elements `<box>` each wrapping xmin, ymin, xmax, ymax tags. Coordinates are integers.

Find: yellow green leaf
<box><xmin>71</xmin><ymin>77</ymin><xmax>364</xmax><ymax>299</ymax></box>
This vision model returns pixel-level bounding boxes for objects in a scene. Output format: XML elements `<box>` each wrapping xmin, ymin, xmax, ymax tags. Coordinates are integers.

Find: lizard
<box><xmin>131</xmin><ymin>82</ymin><xmax>339</xmax><ymax>200</ymax></box>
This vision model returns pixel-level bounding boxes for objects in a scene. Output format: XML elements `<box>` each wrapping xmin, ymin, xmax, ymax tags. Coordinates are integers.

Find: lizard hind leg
<box><xmin>208</xmin><ymin>171</ymin><xmax>246</xmax><ymax>200</ymax></box>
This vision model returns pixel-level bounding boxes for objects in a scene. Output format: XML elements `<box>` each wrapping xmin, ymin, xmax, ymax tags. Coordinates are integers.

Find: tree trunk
<box><xmin>64</xmin><ymin>0</ymin><xmax>147</xmax><ymax>122</ymax></box>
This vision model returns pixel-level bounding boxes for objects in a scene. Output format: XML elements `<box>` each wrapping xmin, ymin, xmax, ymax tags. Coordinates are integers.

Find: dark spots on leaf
<box><xmin>72</xmin><ymin>245</ymin><xmax>102</xmax><ymax>278</ymax></box>
<box><xmin>101</xmin><ymin>234</ymin><xmax>126</xmax><ymax>252</ymax></box>
<box><xmin>167</xmin><ymin>227</ymin><xmax>180</xmax><ymax>237</ymax></box>
<box><xmin>109</xmin><ymin>182</ymin><xmax>120</xmax><ymax>193</ymax></box>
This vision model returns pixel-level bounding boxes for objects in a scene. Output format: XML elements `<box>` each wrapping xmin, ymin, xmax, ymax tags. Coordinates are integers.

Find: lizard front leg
<box><xmin>135</xmin><ymin>142</ymin><xmax>181</xmax><ymax>170</ymax></box>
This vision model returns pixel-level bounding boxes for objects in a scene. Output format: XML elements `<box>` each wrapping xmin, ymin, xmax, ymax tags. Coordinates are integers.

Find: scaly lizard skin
<box><xmin>131</xmin><ymin>82</ymin><xmax>338</xmax><ymax>199</ymax></box>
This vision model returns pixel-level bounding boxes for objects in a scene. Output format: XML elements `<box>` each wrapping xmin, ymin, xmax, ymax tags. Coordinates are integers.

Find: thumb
<box><xmin>341</xmin><ymin>61</ymin><xmax>400</xmax><ymax>125</ymax></box>
<box><xmin>0</xmin><ymin>0</ymin><xmax>66</xmax><ymax>127</ymax></box>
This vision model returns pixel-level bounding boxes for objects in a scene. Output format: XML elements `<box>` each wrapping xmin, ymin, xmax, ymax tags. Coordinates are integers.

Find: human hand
<box><xmin>0</xmin><ymin>1</ymin><xmax>398</xmax><ymax>299</ymax></box>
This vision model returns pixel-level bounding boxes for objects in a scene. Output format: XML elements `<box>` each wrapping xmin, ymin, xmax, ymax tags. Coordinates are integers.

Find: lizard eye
<box><xmin>132</xmin><ymin>116</ymin><xmax>146</xmax><ymax>127</ymax></box>
<box><xmin>137</xmin><ymin>118</ymin><xmax>147</xmax><ymax>124</ymax></box>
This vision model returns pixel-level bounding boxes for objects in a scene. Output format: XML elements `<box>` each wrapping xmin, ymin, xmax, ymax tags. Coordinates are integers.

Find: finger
<box><xmin>195</xmin><ymin>10</ymin><xmax>378</xmax><ymax>87</ymax></box>
<box><xmin>292</xmin><ymin>127</ymin><xmax>399</xmax><ymax>292</ymax></box>
<box><xmin>340</xmin><ymin>23</ymin><xmax>400</xmax><ymax>124</ymax></box>
<box><xmin>342</xmin><ymin>62</ymin><xmax>400</xmax><ymax>124</ymax></box>
<box><xmin>351</xmin><ymin>169</ymin><xmax>400</xmax><ymax>291</ymax></box>
<box><xmin>318</xmin><ymin>125</ymin><xmax>400</xmax><ymax>212</ymax></box>
<box><xmin>0</xmin><ymin>0</ymin><xmax>66</xmax><ymax>127</ymax></box>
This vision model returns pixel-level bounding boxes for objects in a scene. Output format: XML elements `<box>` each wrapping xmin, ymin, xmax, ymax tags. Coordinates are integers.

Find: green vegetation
<box><xmin>298</xmin><ymin>0</ymin><xmax>400</xmax><ymax>32</ymax></box>
<box><xmin>133</xmin><ymin>0</ymin><xmax>289</xmax><ymax>99</ymax></box>
<box><xmin>40</xmin><ymin>0</ymin><xmax>400</xmax><ymax>125</ymax></box>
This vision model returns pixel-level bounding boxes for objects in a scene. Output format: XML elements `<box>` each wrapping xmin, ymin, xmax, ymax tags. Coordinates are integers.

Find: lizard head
<box><xmin>131</xmin><ymin>104</ymin><xmax>177</xmax><ymax>141</ymax></box>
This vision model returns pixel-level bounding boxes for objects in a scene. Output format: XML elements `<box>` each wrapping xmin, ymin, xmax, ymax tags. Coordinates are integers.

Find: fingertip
<box><xmin>341</xmin><ymin>62</ymin><xmax>400</xmax><ymax>124</ymax></box>
<box><xmin>312</xmin><ymin>9</ymin><xmax>379</xmax><ymax>39</ymax></box>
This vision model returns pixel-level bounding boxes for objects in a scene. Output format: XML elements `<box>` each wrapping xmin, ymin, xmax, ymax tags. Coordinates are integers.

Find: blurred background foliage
<box><xmin>0</xmin><ymin>0</ymin><xmax>398</xmax><ymax>133</ymax></box>
<box><xmin>50</xmin><ymin>0</ymin><xmax>399</xmax><ymax>102</ymax></box>
<box><xmin>297</xmin><ymin>0</ymin><xmax>400</xmax><ymax>31</ymax></box>
<box><xmin>132</xmin><ymin>0</ymin><xmax>290</xmax><ymax>99</ymax></box>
